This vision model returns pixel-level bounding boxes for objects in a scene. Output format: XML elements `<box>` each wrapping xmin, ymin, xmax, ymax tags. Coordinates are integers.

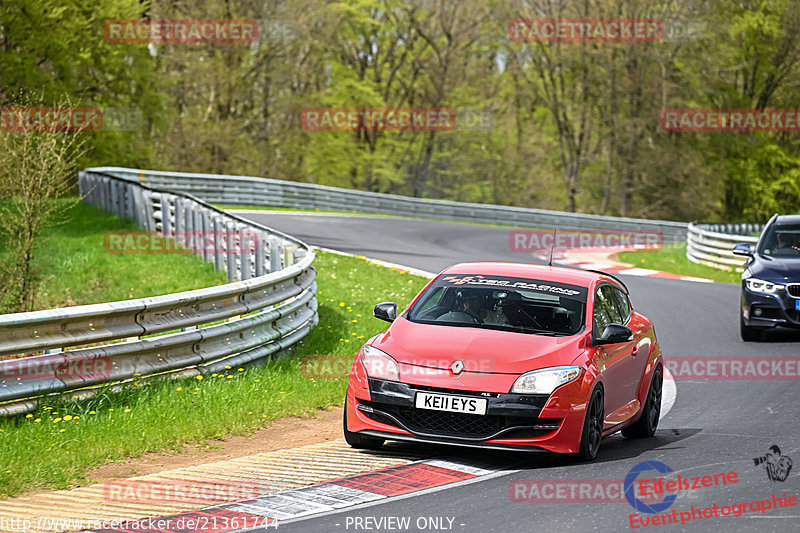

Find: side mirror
<box><xmin>733</xmin><ymin>243</ymin><xmax>753</xmax><ymax>257</ymax></box>
<box><xmin>596</xmin><ymin>324</ymin><xmax>633</xmax><ymax>345</ymax></box>
<box><xmin>373</xmin><ymin>302</ymin><xmax>397</xmax><ymax>323</ymax></box>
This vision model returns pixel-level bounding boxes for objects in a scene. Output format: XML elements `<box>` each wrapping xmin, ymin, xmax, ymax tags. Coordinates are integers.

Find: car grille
<box><xmin>361</xmin><ymin>401</ymin><xmax>557</xmax><ymax>440</ymax></box>
<box><xmin>787</xmin><ymin>284</ymin><xmax>800</xmax><ymax>298</ymax></box>
<box><xmin>787</xmin><ymin>310</ymin><xmax>800</xmax><ymax>323</ymax></box>
<box><xmin>398</xmin><ymin>406</ymin><xmax>505</xmax><ymax>437</ymax></box>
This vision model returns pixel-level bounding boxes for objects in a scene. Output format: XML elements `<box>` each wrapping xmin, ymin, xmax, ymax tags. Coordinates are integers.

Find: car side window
<box><xmin>593</xmin><ymin>286</ymin><xmax>615</xmax><ymax>333</ymax></box>
<box><xmin>610</xmin><ymin>287</ymin><xmax>630</xmax><ymax>324</ymax></box>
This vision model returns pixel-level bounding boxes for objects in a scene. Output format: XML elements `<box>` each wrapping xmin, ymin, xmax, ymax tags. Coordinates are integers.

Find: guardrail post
<box><xmin>142</xmin><ymin>190</ymin><xmax>155</xmax><ymax>231</ymax></box>
<box><xmin>185</xmin><ymin>200</ymin><xmax>195</xmax><ymax>252</ymax></box>
<box><xmin>226</xmin><ymin>221</ymin><xmax>237</xmax><ymax>281</ymax></box>
<box><xmin>200</xmin><ymin>209</ymin><xmax>211</xmax><ymax>262</ymax></box>
<box><xmin>283</xmin><ymin>244</ymin><xmax>296</xmax><ymax>267</ymax></box>
<box><xmin>240</xmin><ymin>225</ymin><xmax>252</xmax><ymax>280</ymax></box>
<box><xmin>255</xmin><ymin>231</ymin><xmax>265</xmax><ymax>276</ymax></box>
<box><xmin>161</xmin><ymin>194</ymin><xmax>172</xmax><ymax>237</ymax></box>
<box><xmin>213</xmin><ymin>216</ymin><xmax>224</xmax><ymax>271</ymax></box>
<box><xmin>269</xmin><ymin>236</ymin><xmax>282</xmax><ymax>272</ymax></box>
<box><xmin>174</xmin><ymin>197</ymin><xmax>185</xmax><ymax>248</ymax></box>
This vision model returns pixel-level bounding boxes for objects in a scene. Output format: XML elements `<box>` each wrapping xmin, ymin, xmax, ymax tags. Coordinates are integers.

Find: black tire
<box><xmin>343</xmin><ymin>395</ymin><xmax>385</xmax><ymax>450</ymax></box>
<box><xmin>740</xmin><ymin>314</ymin><xmax>762</xmax><ymax>342</ymax></box>
<box><xmin>576</xmin><ymin>387</ymin><xmax>604</xmax><ymax>461</ymax></box>
<box><xmin>622</xmin><ymin>368</ymin><xmax>662</xmax><ymax>439</ymax></box>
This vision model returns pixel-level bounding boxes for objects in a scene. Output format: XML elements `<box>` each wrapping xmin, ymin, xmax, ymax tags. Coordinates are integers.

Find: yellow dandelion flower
<box><xmin>196</xmin><ymin>375</ymin><xmax>203</xmax><ymax>381</ymax></box>
<box><xmin>89</xmin><ymin>411</ymin><xmax>96</xmax><ymax>415</ymax></box>
<box><xmin>254</xmin><ymin>379</ymin><xmax>261</xmax><ymax>382</ymax></box>
<box><xmin>225</xmin><ymin>366</ymin><xmax>232</xmax><ymax>370</ymax></box>
<box><xmin>34</xmin><ymin>418</ymin><xmax>41</xmax><ymax>423</ymax></box>
<box><xmin>226</xmin><ymin>375</ymin><xmax>233</xmax><ymax>379</ymax></box>
<box><xmin>25</xmin><ymin>414</ymin><xmax>32</xmax><ymax>419</ymax></box>
<box><xmin>176</xmin><ymin>387</ymin><xmax>183</xmax><ymax>391</ymax></box>
<box><xmin>59</xmin><ymin>429</ymin><xmax>66</xmax><ymax>433</ymax></box>
<box><xmin>53</xmin><ymin>418</ymin><xmax>62</xmax><ymax>423</ymax></box>
<box><xmin>238</xmin><ymin>368</ymin><xmax>244</xmax><ymax>372</ymax></box>
<box><xmin>211</xmin><ymin>373</ymin><xmax>218</xmax><ymax>377</ymax></box>
<box><xmin>74</xmin><ymin>416</ymin><xmax>80</xmax><ymax>420</ymax></box>
<box><xmin>123</xmin><ymin>409</ymin><xmax>131</xmax><ymax>413</ymax></box>
<box><xmin>339</xmin><ymin>302</ymin><xmax>345</xmax><ymax>307</ymax></box>
<box><xmin>63</xmin><ymin>415</ymin><xmax>72</xmax><ymax>421</ymax></box>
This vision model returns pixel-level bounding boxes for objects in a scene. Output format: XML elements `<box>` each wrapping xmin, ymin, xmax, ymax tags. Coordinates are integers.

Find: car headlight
<box><xmin>510</xmin><ymin>366</ymin><xmax>582</xmax><ymax>395</ymax></box>
<box><xmin>745</xmin><ymin>278</ymin><xmax>785</xmax><ymax>294</ymax></box>
<box><xmin>360</xmin><ymin>345</ymin><xmax>400</xmax><ymax>381</ymax></box>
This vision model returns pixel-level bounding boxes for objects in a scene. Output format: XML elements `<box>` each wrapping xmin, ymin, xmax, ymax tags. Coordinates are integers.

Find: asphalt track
<box><xmin>239</xmin><ymin>212</ymin><xmax>800</xmax><ymax>533</ymax></box>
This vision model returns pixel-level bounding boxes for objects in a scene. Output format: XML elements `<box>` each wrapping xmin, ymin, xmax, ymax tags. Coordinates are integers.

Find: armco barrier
<box><xmin>686</xmin><ymin>222</ymin><xmax>761</xmax><ymax>270</ymax></box>
<box><xmin>0</xmin><ymin>170</ymin><xmax>317</xmax><ymax>417</ymax></box>
<box><xmin>87</xmin><ymin>167</ymin><xmax>691</xmax><ymax>245</ymax></box>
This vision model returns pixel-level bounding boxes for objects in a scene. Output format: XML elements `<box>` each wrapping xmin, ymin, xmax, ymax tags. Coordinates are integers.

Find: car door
<box><xmin>592</xmin><ymin>284</ymin><xmax>638</xmax><ymax>426</ymax></box>
<box><xmin>612</xmin><ymin>286</ymin><xmax>655</xmax><ymax>402</ymax></box>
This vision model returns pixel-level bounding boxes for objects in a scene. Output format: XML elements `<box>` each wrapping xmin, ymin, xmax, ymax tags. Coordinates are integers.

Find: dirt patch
<box><xmin>88</xmin><ymin>406</ymin><xmax>345</xmax><ymax>483</ymax></box>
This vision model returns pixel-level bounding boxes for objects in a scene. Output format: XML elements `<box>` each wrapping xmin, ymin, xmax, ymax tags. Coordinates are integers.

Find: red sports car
<box><xmin>344</xmin><ymin>262</ymin><xmax>663</xmax><ymax>460</ymax></box>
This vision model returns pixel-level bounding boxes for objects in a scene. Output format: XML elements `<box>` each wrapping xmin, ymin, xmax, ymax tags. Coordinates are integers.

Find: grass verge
<box><xmin>0</xmin><ymin>200</ymin><xmax>226</xmax><ymax>311</ymax></box>
<box><xmin>616</xmin><ymin>244</ymin><xmax>741</xmax><ymax>284</ymax></box>
<box><xmin>0</xmin><ymin>251</ymin><xmax>428</xmax><ymax>498</ymax></box>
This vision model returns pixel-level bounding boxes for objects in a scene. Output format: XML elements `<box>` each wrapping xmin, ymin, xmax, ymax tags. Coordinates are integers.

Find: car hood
<box><xmin>750</xmin><ymin>256</ymin><xmax>800</xmax><ymax>283</ymax></box>
<box><xmin>371</xmin><ymin>317</ymin><xmax>587</xmax><ymax>375</ymax></box>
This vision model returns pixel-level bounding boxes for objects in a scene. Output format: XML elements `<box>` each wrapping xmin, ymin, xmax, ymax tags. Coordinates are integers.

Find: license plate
<box><xmin>796</xmin><ymin>300</ymin><xmax>800</xmax><ymax>311</ymax></box>
<box><xmin>415</xmin><ymin>392</ymin><xmax>487</xmax><ymax>415</ymax></box>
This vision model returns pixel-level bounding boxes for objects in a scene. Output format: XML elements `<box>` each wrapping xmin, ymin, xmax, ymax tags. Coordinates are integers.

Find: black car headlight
<box><xmin>745</xmin><ymin>278</ymin><xmax>785</xmax><ymax>294</ymax></box>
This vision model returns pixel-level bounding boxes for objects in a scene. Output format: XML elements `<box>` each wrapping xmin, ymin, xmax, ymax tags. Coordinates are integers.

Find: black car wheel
<box><xmin>740</xmin><ymin>313</ymin><xmax>763</xmax><ymax>342</ymax></box>
<box><xmin>622</xmin><ymin>368</ymin><xmax>662</xmax><ymax>438</ymax></box>
<box><xmin>577</xmin><ymin>386</ymin><xmax>604</xmax><ymax>461</ymax></box>
<box><xmin>343</xmin><ymin>394</ymin><xmax>385</xmax><ymax>450</ymax></box>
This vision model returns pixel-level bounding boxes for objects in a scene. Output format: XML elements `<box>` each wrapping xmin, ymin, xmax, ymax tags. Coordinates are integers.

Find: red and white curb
<box><xmin>87</xmin><ymin>459</ymin><xmax>502</xmax><ymax>532</ymax></box>
<box><xmin>537</xmin><ymin>248</ymin><xmax>713</xmax><ymax>283</ymax></box>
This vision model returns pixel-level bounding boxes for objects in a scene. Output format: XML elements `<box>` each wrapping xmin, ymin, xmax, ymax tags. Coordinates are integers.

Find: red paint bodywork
<box><xmin>346</xmin><ymin>262</ymin><xmax>663</xmax><ymax>454</ymax></box>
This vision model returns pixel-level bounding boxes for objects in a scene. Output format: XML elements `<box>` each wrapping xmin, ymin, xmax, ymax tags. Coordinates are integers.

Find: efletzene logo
<box><xmin>625</xmin><ymin>461</ymin><xmax>677</xmax><ymax>514</ymax></box>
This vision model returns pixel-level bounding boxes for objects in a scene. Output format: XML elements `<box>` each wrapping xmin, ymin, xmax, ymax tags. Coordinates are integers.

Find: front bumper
<box><xmin>741</xmin><ymin>285</ymin><xmax>800</xmax><ymax>329</ymax></box>
<box><xmin>346</xmin><ymin>377</ymin><xmax>591</xmax><ymax>454</ymax></box>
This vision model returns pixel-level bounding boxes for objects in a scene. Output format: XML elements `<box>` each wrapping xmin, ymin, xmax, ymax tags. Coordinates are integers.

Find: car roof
<box><xmin>774</xmin><ymin>214</ymin><xmax>800</xmax><ymax>225</ymax></box>
<box><xmin>440</xmin><ymin>262</ymin><xmax>623</xmax><ymax>291</ymax></box>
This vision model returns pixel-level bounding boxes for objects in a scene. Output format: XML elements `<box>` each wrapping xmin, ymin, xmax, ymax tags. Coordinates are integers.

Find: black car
<box><xmin>734</xmin><ymin>214</ymin><xmax>800</xmax><ymax>341</ymax></box>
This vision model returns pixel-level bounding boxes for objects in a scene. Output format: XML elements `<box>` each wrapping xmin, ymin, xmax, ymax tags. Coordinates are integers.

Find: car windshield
<box><xmin>759</xmin><ymin>224</ymin><xmax>800</xmax><ymax>257</ymax></box>
<box><xmin>406</xmin><ymin>274</ymin><xmax>588</xmax><ymax>336</ymax></box>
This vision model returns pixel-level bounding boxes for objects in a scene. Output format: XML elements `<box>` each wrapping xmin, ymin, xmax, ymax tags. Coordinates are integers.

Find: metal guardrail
<box><xmin>0</xmin><ymin>170</ymin><xmax>317</xmax><ymax>417</ymax></box>
<box><xmin>88</xmin><ymin>167</ymin><xmax>691</xmax><ymax>245</ymax></box>
<box><xmin>686</xmin><ymin>222</ymin><xmax>761</xmax><ymax>270</ymax></box>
